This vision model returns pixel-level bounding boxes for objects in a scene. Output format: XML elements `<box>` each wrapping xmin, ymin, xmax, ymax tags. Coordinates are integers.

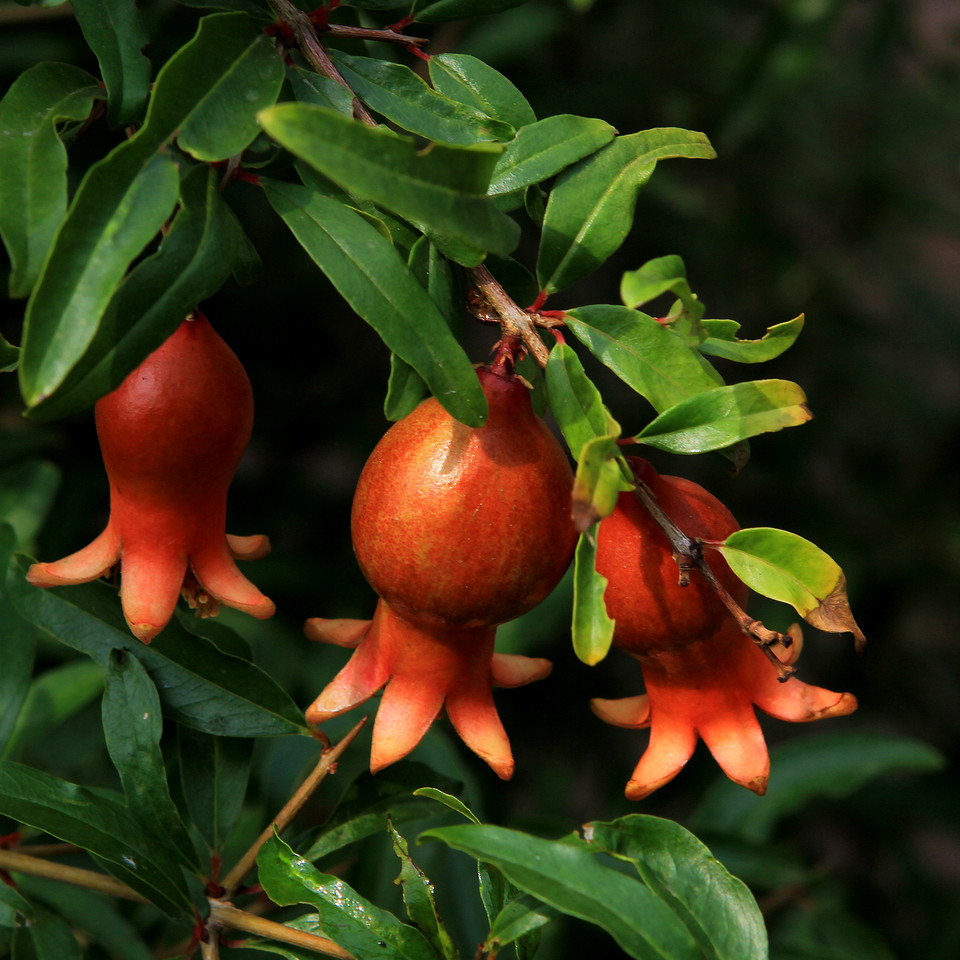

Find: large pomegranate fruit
<box><xmin>305</xmin><ymin>363</ymin><xmax>577</xmax><ymax>779</ymax></box>
<box><xmin>591</xmin><ymin>458</ymin><xmax>856</xmax><ymax>800</ymax></box>
<box><xmin>27</xmin><ymin>313</ymin><xmax>275</xmax><ymax>642</ymax></box>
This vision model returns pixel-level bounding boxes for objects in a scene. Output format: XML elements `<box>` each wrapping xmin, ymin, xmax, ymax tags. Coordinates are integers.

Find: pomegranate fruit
<box><xmin>305</xmin><ymin>363</ymin><xmax>577</xmax><ymax>778</ymax></box>
<box><xmin>27</xmin><ymin>313</ymin><xmax>275</xmax><ymax>642</ymax></box>
<box><xmin>591</xmin><ymin>458</ymin><xmax>856</xmax><ymax>800</ymax></box>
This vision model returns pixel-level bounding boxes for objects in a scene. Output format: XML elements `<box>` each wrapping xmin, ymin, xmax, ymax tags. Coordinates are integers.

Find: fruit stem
<box><xmin>631</xmin><ymin>480</ymin><xmax>797</xmax><ymax>681</ymax></box>
<box><xmin>468</xmin><ymin>264</ymin><xmax>550</xmax><ymax>367</ymax></box>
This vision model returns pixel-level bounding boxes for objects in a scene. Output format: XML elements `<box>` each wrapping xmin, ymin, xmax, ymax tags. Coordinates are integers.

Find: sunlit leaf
<box><xmin>571</xmin><ymin>528</ymin><xmax>615</xmax><ymax>665</ymax></box>
<box><xmin>428</xmin><ymin>53</ymin><xmax>536</xmax><ymax>129</ymax></box>
<box><xmin>0</xmin><ymin>63</ymin><xmax>102</xmax><ymax>298</ymax></box>
<box><xmin>634</xmin><ymin>380</ymin><xmax>812</xmax><ymax>454</ymax></box>
<box><xmin>572</xmin><ymin>433</ymin><xmax>627</xmax><ymax>531</ymax></box>
<box><xmin>698</xmin><ymin>316</ymin><xmax>805</xmax><ymax>363</ymax></box>
<box><xmin>72</xmin><ymin>0</ymin><xmax>151</xmax><ymax>126</ymax></box>
<box><xmin>717</xmin><ymin>528</ymin><xmax>865</xmax><ymax>648</ymax></box>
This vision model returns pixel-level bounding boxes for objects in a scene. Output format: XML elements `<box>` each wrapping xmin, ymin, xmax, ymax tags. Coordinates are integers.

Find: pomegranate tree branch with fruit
<box><xmin>0</xmin><ymin>2</ymin><xmax>892</xmax><ymax>958</ymax></box>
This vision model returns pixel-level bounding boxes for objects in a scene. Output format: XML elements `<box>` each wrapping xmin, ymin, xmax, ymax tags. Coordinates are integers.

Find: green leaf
<box><xmin>582</xmin><ymin>815</ymin><xmax>767</xmax><ymax>960</ymax></box>
<box><xmin>0</xmin><ymin>761</ymin><xmax>194</xmax><ymax>917</ymax></box>
<box><xmin>699</xmin><ymin>316</ymin><xmax>805</xmax><ymax>363</ymax></box>
<box><xmin>19</xmin><ymin>11</ymin><xmax>280</xmax><ymax>407</ymax></box>
<box><xmin>1</xmin><ymin>660</ymin><xmax>104</xmax><ymax>762</ymax></box>
<box><xmin>571</xmin><ymin>432</ymin><xmax>627</xmax><ymax>531</ymax></box>
<box><xmin>176</xmin><ymin>23</ymin><xmax>284</xmax><ymax>161</ymax></box>
<box><xmin>289</xmin><ymin>64</ymin><xmax>355</xmax><ymax>115</ymax></box>
<box><xmin>571</xmin><ymin>527</ymin><xmax>615</xmax><ymax>666</ymax></box>
<box><xmin>484</xmin><ymin>896</ymin><xmax>558</xmax><ymax>954</ymax></box>
<box><xmin>6</xmin><ymin>555</ymin><xmax>307</xmax><ymax>737</ymax></box>
<box><xmin>72</xmin><ymin>0</ymin><xmax>151</xmax><ymax>126</ymax></box>
<box><xmin>0</xmin><ymin>876</ymin><xmax>34</xmax><ymax>926</ymax></box>
<box><xmin>330</xmin><ymin>50</ymin><xmax>514</xmax><ymax>144</ymax></box>
<box><xmin>488</xmin><ymin>115</ymin><xmax>616</xmax><ymax>203</ymax></box>
<box><xmin>389</xmin><ymin>821</ymin><xmax>457</xmax><ymax>960</ymax></box>
<box><xmin>634</xmin><ymin>380</ymin><xmax>812</xmax><ymax>454</ymax></box>
<box><xmin>305</xmin><ymin>762</ymin><xmax>462</xmax><ymax>862</ymax></box>
<box><xmin>264</xmin><ymin>179</ymin><xmax>487</xmax><ymax>427</ymax></box>
<box><xmin>619</xmin><ymin>255</ymin><xmax>691</xmax><ymax>310</ymax></box>
<box><xmin>413</xmin><ymin>786</ymin><xmax>480</xmax><ymax>824</ymax></box>
<box><xmin>0</xmin><ymin>335</ymin><xmax>18</xmax><ymax>372</ymax></box>
<box><xmin>420</xmin><ymin>823</ymin><xmax>701</xmax><ymax>960</ymax></box>
<box><xmin>716</xmin><ymin>528</ymin><xmax>866</xmax><ymax>647</ymax></box>
<box><xmin>11</xmin><ymin>904</ymin><xmax>81</xmax><ymax>960</ymax></box>
<box><xmin>428</xmin><ymin>54</ymin><xmax>536</xmax><ymax>130</ymax></box>
<box><xmin>0</xmin><ymin>63</ymin><xmax>103</xmax><ymax>298</ymax></box>
<box><xmin>0</xmin><ymin>460</ymin><xmax>60</xmax><ymax>552</ymax></box>
<box><xmin>690</xmin><ymin>732</ymin><xmax>946</xmax><ymax>844</ymax></box>
<box><xmin>258</xmin><ymin>833</ymin><xmax>438</xmax><ymax>960</ymax></box>
<box><xmin>177</xmin><ymin>726</ymin><xmax>252</xmax><ymax>853</ymax></box>
<box><xmin>258</xmin><ymin>102</ymin><xmax>519</xmax><ymax>261</ymax></box>
<box><xmin>543</xmin><ymin>341</ymin><xmax>615</xmax><ymax>459</ymax></box>
<box><xmin>102</xmin><ymin>650</ymin><xmax>201</xmax><ymax>872</ymax></box>
<box><xmin>412</xmin><ymin>0</ymin><xmax>530</xmax><ymax>23</ymax></box>
<box><xmin>565</xmin><ymin>305</ymin><xmax>723</xmax><ymax>414</ymax></box>
<box><xmin>537</xmin><ymin>129</ymin><xmax>715</xmax><ymax>294</ymax></box>
<box><xmin>28</xmin><ymin>165</ymin><xmax>244</xmax><ymax>421</ymax></box>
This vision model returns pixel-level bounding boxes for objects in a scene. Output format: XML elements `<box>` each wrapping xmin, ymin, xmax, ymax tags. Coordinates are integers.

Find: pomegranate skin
<box><xmin>306</xmin><ymin>365</ymin><xmax>577</xmax><ymax>778</ymax></box>
<box><xmin>592</xmin><ymin>459</ymin><xmax>856</xmax><ymax>800</ymax></box>
<box><xmin>27</xmin><ymin>315</ymin><xmax>274</xmax><ymax>642</ymax></box>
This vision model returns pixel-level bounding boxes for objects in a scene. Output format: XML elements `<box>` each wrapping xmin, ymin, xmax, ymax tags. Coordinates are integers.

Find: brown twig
<box><xmin>209</xmin><ymin>900</ymin><xmax>353</xmax><ymax>958</ymax></box>
<box><xmin>220</xmin><ymin>717</ymin><xmax>368</xmax><ymax>894</ymax></box>
<box><xmin>325</xmin><ymin>23</ymin><xmax>427</xmax><ymax>47</ymax></box>
<box><xmin>0</xmin><ymin>849</ymin><xmax>149</xmax><ymax>903</ymax></box>
<box><xmin>632</xmin><ymin>480</ymin><xmax>797</xmax><ymax>681</ymax></box>
<box><xmin>266</xmin><ymin>0</ymin><xmax>378</xmax><ymax>127</ymax></box>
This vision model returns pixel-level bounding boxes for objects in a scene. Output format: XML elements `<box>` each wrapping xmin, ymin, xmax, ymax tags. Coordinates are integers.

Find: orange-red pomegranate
<box><xmin>305</xmin><ymin>364</ymin><xmax>577</xmax><ymax>778</ymax></box>
<box><xmin>591</xmin><ymin>458</ymin><xmax>856</xmax><ymax>799</ymax></box>
<box><xmin>27</xmin><ymin>313</ymin><xmax>275</xmax><ymax>642</ymax></box>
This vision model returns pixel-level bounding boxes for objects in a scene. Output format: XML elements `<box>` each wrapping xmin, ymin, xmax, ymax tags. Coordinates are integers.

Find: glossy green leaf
<box><xmin>566</xmin><ymin>305</ymin><xmax>723</xmax><ymax>414</ymax></box>
<box><xmin>102</xmin><ymin>650</ymin><xmax>201</xmax><ymax>872</ymax></box>
<box><xmin>2</xmin><ymin>660</ymin><xmax>104</xmax><ymax>762</ymax></box>
<box><xmin>176</xmin><ymin>23</ymin><xmax>284</xmax><ymax>161</ymax></box>
<box><xmin>0</xmin><ymin>527</ymin><xmax>37</xmax><ymax>758</ymax></box>
<box><xmin>19</xmin><ymin>12</ymin><xmax>280</xmax><ymax>408</ymax></box>
<box><xmin>582</xmin><ymin>815</ymin><xmax>767</xmax><ymax>960</ymax></box>
<box><xmin>0</xmin><ymin>761</ymin><xmax>193</xmax><ymax>917</ymax></box>
<box><xmin>0</xmin><ymin>63</ymin><xmax>102</xmax><ymax>298</ymax></box>
<box><xmin>289</xmin><ymin>65</ymin><xmax>354</xmax><ymax>115</ymax></box>
<box><xmin>543</xmin><ymin>341</ymin><xmax>615</xmax><ymax>459</ymax></box>
<box><xmin>305</xmin><ymin>763</ymin><xmax>462</xmax><ymax>861</ymax></box>
<box><xmin>16</xmin><ymin>876</ymin><xmax>154</xmax><ymax>960</ymax></box>
<box><xmin>72</xmin><ymin>0</ymin><xmax>151</xmax><ymax>126</ymax></box>
<box><xmin>28</xmin><ymin>165</ymin><xmax>244</xmax><ymax>422</ymax></box>
<box><xmin>690</xmin><ymin>732</ymin><xmax>946</xmax><ymax>844</ymax></box>
<box><xmin>488</xmin><ymin>115</ymin><xmax>616</xmax><ymax>205</ymax></box>
<box><xmin>264</xmin><ymin>178</ymin><xmax>487</xmax><ymax>427</ymax></box>
<box><xmin>619</xmin><ymin>254</ymin><xmax>690</xmax><ymax>310</ymax></box>
<box><xmin>11</xmin><ymin>904</ymin><xmax>81</xmax><ymax>960</ymax></box>
<box><xmin>389</xmin><ymin>821</ymin><xmax>457</xmax><ymax>960</ymax></box>
<box><xmin>699</xmin><ymin>316</ymin><xmax>805</xmax><ymax>363</ymax></box>
<box><xmin>429</xmin><ymin>54</ymin><xmax>536</xmax><ymax>130</ymax></box>
<box><xmin>330</xmin><ymin>50</ymin><xmax>514</xmax><ymax>144</ymax></box>
<box><xmin>413</xmin><ymin>786</ymin><xmax>480</xmax><ymax>824</ymax></box>
<box><xmin>420</xmin><ymin>823</ymin><xmax>701</xmax><ymax>960</ymax></box>
<box><xmin>6</xmin><ymin>555</ymin><xmax>306</xmax><ymax>737</ymax></box>
<box><xmin>717</xmin><ymin>528</ymin><xmax>865</xmax><ymax>647</ymax></box>
<box><xmin>258</xmin><ymin>833</ymin><xmax>438</xmax><ymax>960</ymax></box>
<box><xmin>0</xmin><ymin>883</ymin><xmax>33</xmax><ymax>926</ymax></box>
<box><xmin>258</xmin><ymin>102</ymin><xmax>518</xmax><ymax>261</ymax></box>
<box><xmin>0</xmin><ymin>460</ymin><xmax>59</xmax><ymax>552</ymax></box>
<box><xmin>177</xmin><ymin>726</ymin><xmax>252</xmax><ymax>853</ymax></box>
<box><xmin>571</xmin><ymin>528</ymin><xmax>615</xmax><ymax>666</ymax></box>
<box><xmin>412</xmin><ymin>0</ymin><xmax>530</xmax><ymax>23</ymax></box>
<box><xmin>537</xmin><ymin>129</ymin><xmax>715</xmax><ymax>294</ymax></box>
<box><xmin>634</xmin><ymin>380</ymin><xmax>812</xmax><ymax>454</ymax></box>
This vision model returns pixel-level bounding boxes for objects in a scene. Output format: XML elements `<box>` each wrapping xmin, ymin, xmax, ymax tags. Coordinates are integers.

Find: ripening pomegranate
<box><xmin>27</xmin><ymin>313</ymin><xmax>275</xmax><ymax>642</ymax></box>
<box><xmin>591</xmin><ymin>458</ymin><xmax>856</xmax><ymax>800</ymax></box>
<box><xmin>305</xmin><ymin>363</ymin><xmax>577</xmax><ymax>779</ymax></box>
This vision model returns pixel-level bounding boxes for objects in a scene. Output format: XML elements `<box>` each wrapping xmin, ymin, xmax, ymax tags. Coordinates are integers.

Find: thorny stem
<box><xmin>266</xmin><ymin>0</ymin><xmax>378</xmax><ymax>127</ymax></box>
<box><xmin>209</xmin><ymin>900</ymin><xmax>354</xmax><ymax>959</ymax></box>
<box><xmin>220</xmin><ymin>716</ymin><xmax>368</xmax><ymax>894</ymax></box>
<box><xmin>631</xmin><ymin>480</ymin><xmax>798</xmax><ymax>681</ymax></box>
<box><xmin>468</xmin><ymin>264</ymin><xmax>551</xmax><ymax>367</ymax></box>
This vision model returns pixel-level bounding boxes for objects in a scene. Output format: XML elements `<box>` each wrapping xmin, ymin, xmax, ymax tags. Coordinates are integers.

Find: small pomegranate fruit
<box><xmin>305</xmin><ymin>363</ymin><xmax>577</xmax><ymax>778</ymax></box>
<box><xmin>591</xmin><ymin>458</ymin><xmax>856</xmax><ymax>800</ymax></box>
<box><xmin>27</xmin><ymin>313</ymin><xmax>275</xmax><ymax>642</ymax></box>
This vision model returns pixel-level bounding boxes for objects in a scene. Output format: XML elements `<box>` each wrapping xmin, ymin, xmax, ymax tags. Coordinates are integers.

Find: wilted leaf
<box><xmin>717</xmin><ymin>528</ymin><xmax>865</xmax><ymax>649</ymax></box>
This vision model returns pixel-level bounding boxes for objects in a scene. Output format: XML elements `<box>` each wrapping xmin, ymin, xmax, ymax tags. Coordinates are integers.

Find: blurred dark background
<box><xmin>2</xmin><ymin>1</ymin><xmax>959</xmax><ymax>957</ymax></box>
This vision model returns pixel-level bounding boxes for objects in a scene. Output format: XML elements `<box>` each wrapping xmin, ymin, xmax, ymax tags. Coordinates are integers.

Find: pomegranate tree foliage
<box><xmin>0</xmin><ymin>0</ymin><xmax>945</xmax><ymax>958</ymax></box>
